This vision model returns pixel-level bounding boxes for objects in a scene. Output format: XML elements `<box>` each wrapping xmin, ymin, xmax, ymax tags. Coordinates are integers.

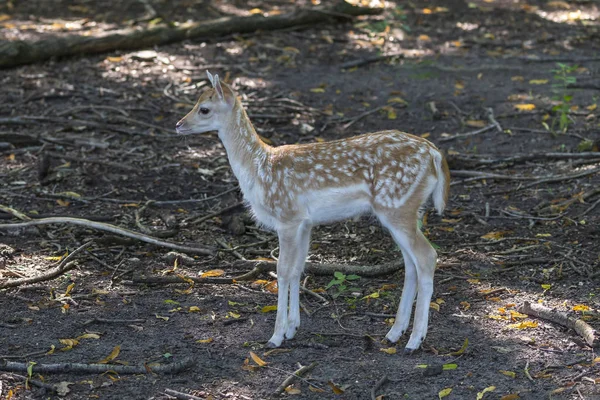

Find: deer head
<box><xmin>175</xmin><ymin>71</ymin><xmax>235</xmax><ymax>135</ymax></box>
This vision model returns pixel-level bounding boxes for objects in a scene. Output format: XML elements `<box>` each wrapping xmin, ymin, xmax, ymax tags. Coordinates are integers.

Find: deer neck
<box><xmin>218</xmin><ymin>101</ymin><xmax>271</xmax><ymax>195</ymax></box>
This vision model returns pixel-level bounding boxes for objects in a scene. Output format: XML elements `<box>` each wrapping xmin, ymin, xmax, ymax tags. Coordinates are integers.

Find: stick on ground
<box><xmin>519</xmin><ymin>301</ymin><xmax>596</xmax><ymax>347</ymax></box>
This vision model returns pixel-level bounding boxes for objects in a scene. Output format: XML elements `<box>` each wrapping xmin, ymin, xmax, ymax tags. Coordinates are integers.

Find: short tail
<box><xmin>431</xmin><ymin>150</ymin><xmax>450</xmax><ymax>215</ymax></box>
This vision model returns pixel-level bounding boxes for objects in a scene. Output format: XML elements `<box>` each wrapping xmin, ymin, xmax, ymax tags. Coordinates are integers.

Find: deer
<box><xmin>176</xmin><ymin>72</ymin><xmax>450</xmax><ymax>353</ymax></box>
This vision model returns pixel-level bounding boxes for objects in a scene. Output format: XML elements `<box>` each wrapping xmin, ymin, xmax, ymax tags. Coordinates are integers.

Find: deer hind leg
<box><xmin>267</xmin><ymin>221</ymin><xmax>311</xmax><ymax>347</ymax></box>
<box><xmin>377</xmin><ymin>211</ymin><xmax>437</xmax><ymax>353</ymax></box>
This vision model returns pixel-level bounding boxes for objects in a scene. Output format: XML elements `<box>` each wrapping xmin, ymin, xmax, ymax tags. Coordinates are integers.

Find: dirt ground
<box><xmin>1</xmin><ymin>1</ymin><xmax>599</xmax><ymax>399</ymax></box>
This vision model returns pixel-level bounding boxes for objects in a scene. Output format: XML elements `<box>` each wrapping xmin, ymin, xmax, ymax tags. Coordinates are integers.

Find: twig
<box><xmin>216</xmin><ymin>238</ymin><xmax>245</xmax><ymax>260</ymax></box>
<box><xmin>519</xmin><ymin>301</ymin><xmax>596</xmax><ymax>347</ymax></box>
<box><xmin>2</xmin><ymin>372</ymin><xmax>58</xmax><ymax>393</ymax></box>
<box><xmin>149</xmin><ymin>186</ymin><xmax>239</xmax><ymax>205</ymax></box>
<box><xmin>188</xmin><ymin>202</ymin><xmax>245</xmax><ymax>225</ymax></box>
<box><xmin>274</xmin><ymin>362</ymin><xmax>318</xmax><ymax>395</ymax></box>
<box><xmin>578</xmin><ymin>197</ymin><xmax>600</xmax><ymax>217</ymax></box>
<box><xmin>0</xmin><ymin>357</ymin><xmax>195</xmax><ymax>375</ymax></box>
<box><xmin>0</xmin><ymin>240</ymin><xmax>93</xmax><ymax>289</ymax></box>
<box><xmin>341</xmin><ymin>105</ymin><xmax>389</xmax><ymax>130</ymax></box>
<box><xmin>438</xmin><ymin>125</ymin><xmax>495</xmax><ymax>142</ymax></box>
<box><xmin>0</xmin><ymin>217</ymin><xmax>215</xmax><ymax>255</ymax></box>
<box><xmin>269</xmin><ymin>271</ymin><xmax>329</xmax><ymax>304</ymax></box>
<box><xmin>231</xmin><ymin>259</ymin><xmax>402</xmax><ymax>277</ymax></box>
<box><xmin>371</xmin><ymin>375</ymin><xmax>389</xmax><ymax>400</ymax></box>
<box><xmin>451</xmin><ymin>170</ymin><xmax>536</xmax><ymax>181</ymax></box>
<box><xmin>510</xmin><ymin>166</ymin><xmax>600</xmax><ymax>192</ymax></box>
<box><xmin>486</xmin><ymin>107</ymin><xmax>502</xmax><ymax>132</ymax></box>
<box><xmin>46</xmin><ymin>151</ymin><xmax>139</xmax><ymax>172</ymax></box>
<box><xmin>81</xmin><ymin>318</ymin><xmax>146</xmax><ymax>326</ymax></box>
<box><xmin>340</xmin><ymin>52</ymin><xmax>405</xmax><ymax>69</ymax></box>
<box><xmin>163</xmin><ymin>389</ymin><xmax>203</xmax><ymax>400</ymax></box>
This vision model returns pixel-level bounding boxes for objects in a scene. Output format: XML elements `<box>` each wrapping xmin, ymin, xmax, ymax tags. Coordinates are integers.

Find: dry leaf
<box><xmin>466</xmin><ymin>120</ymin><xmax>486</xmax><ymax>128</ymax></box>
<box><xmin>310</xmin><ymin>87</ymin><xmax>325</xmax><ymax>93</ymax></box>
<box><xmin>56</xmin><ymin>199</ymin><xmax>70</xmax><ymax>207</ymax></box>
<box><xmin>507</xmin><ymin>321</ymin><xmax>538</xmax><ymax>329</ymax></box>
<box><xmin>460</xmin><ymin>301</ymin><xmax>471</xmax><ymax>310</ymax></box>
<box><xmin>500</xmin><ymin>394</ymin><xmax>520</xmax><ymax>400</ymax></box>
<box><xmin>327</xmin><ymin>381</ymin><xmax>344</xmax><ymax>394</ymax></box>
<box><xmin>514</xmin><ymin>104</ymin><xmax>536</xmax><ymax>111</ymax></box>
<box><xmin>261</xmin><ymin>305</ymin><xmax>278</xmax><ymax>313</ymax></box>
<box><xmin>59</xmin><ymin>338</ymin><xmax>79</xmax><ymax>351</ymax></box>
<box><xmin>196</xmin><ymin>338</ymin><xmax>213</xmax><ymax>343</ymax></box>
<box><xmin>586</xmin><ymin>103</ymin><xmax>597</xmax><ymax>111</ymax></box>
<box><xmin>448</xmin><ymin>338</ymin><xmax>468</xmax><ymax>356</ymax></box>
<box><xmin>309</xmin><ymin>385</ymin><xmax>326</xmax><ymax>393</ymax></box>
<box><xmin>97</xmin><ymin>345</ymin><xmax>120</xmax><ymax>364</ymax></box>
<box><xmin>573</xmin><ymin>304</ymin><xmax>590</xmax><ymax>311</ymax></box>
<box><xmin>106</xmin><ymin>56</ymin><xmax>123</xmax><ymax>63</ymax></box>
<box><xmin>476</xmin><ymin>386</ymin><xmax>496</xmax><ymax>400</ymax></box>
<box><xmin>430</xmin><ymin>302</ymin><xmax>440</xmax><ymax>311</ymax></box>
<box><xmin>380</xmin><ymin>347</ymin><xmax>397</xmax><ymax>354</ymax></box>
<box><xmin>201</xmin><ymin>269</ymin><xmax>225</xmax><ymax>278</ymax></box>
<box><xmin>188</xmin><ymin>306</ymin><xmax>201</xmax><ymax>313</ymax></box>
<box><xmin>511</xmin><ymin>76</ymin><xmax>524</xmax><ymax>82</ymax></box>
<box><xmin>285</xmin><ymin>386</ymin><xmax>301</xmax><ymax>394</ymax></box>
<box><xmin>439</xmin><ymin>388</ymin><xmax>452</xmax><ymax>399</ymax></box>
<box><xmin>499</xmin><ymin>370</ymin><xmax>516</xmax><ymax>378</ymax></box>
<box><xmin>529</xmin><ymin>79</ymin><xmax>548</xmax><ymax>85</ymax></box>
<box><xmin>481</xmin><ymin>231</ymin><xmax>510</xmax><ymax>240</ymax></box>
<box><xmin>249</xmin><ymin>351</ymin><xmax>268</xmax><ymax>367</ymax></box>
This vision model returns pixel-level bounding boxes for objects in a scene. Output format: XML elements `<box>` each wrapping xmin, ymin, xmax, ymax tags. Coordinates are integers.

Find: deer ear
<box><xmin>214</xmin><ymin>74</ymin><xmax>225</xmax><ymax>101</ymax></box>
<box><xmin>206</xmin><ymin>70</ymin><xmax>215</xmax><ymax>86</ymax></box>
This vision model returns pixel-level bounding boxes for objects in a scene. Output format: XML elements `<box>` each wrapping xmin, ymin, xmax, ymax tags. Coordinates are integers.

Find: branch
<box><xmin>519</xmin><ymin>301</ymin><xmax>596</xmax><ymax>347</ymax></box>
<box><xmin>0</xmin><ymin>2</ymin><xmax>382</xmax><ymax>68</ymax></box>
<box><xmin>0</xmin><ymin>357</ymin><xmax>195</xmax><ymax>375</ymax></box>
<box><xmin>274</xmin><ymin>362</ymin><xmax>318</xmax><ymax>395</ymax></box>
<box><xmin>0</xmin><ymin>216</ymin><xmax>215</xmax><ymax>256</ymax></box>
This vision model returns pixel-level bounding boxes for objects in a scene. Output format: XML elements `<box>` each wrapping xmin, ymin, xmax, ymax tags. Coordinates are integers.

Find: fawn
<box><xmin>176</xmin><ymin>72</ymin><xmax>450</xmax><ymax>353</ymax></box>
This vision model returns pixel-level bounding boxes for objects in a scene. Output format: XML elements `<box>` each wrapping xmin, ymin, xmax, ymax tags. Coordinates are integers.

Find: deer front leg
<box><xmin>267</xmin><ymin>222</ymin><xmax>311</xmax><ymax>347</ymax></box>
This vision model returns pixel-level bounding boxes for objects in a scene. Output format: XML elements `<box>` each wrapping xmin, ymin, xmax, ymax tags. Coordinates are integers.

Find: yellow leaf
<box><xmin>499</xmin><ymin>370</ymin><xmax>516</xmax><ymax>378</ymax></box>
<box><xmin>0</xmin><ymin>14</ymin><xmax>11</xmax><ymax>22</ymax></box>
<box><xmin>439</xmin><ymin>388</ymin><xmax>452</xmax><ymax>399</ymax></box>
<box><xmin>155</xmin><ymin>314</ymin><xmax>169</xmax><ymax>321</ymax></box>
<box><xmin>515</xmin><ymin>104</ymin><xmax>536</xmax><ymax>111</ymax></box>
<box><xmin>201</xmin><ymin>269</ymin><xmax>225</xmax><ymax>278</ymax></box>
<box><xmin>573</xmin><ymin>304</ymin><xmax>590</xmax><ymax>311</ymax></box>
<box><xmin>285</xmin><ymin>386</ymin><xmax>301</xmax><ymax>394</ymax></box>
<box><xmin>265</xmin><ymin>280</ymin><xmax>278</xmax><ymax>294</ymax></box>
<box><xmin>481</xmin><ymin>231</ymin><xmax>509</xmax><ymax>240</ymax></box>
<box><xmin>511</xmin><ymin>76</ymin><xmax>524</xmax><ymax>82</ymax></box>
<box><xmin>500</xmin><ymin>394</ymin><xmax>520</xmax><ymax>400</ymax></box>
<box><xmin>541</xmin><ymin>284</ymin><xmax>551</xmax><ymax>290</ymax></box>
<box><xmin>228</xmin><ymin>312</ymin><xmax>240</xmax><ymax>319</ymax></box>
<box><xmin>188</xmin><ymin>306</ymin><xmax>201</xmax><ymax>313</ymax></box>
<box><xmin>283</xmin><ymin>46</ymin><xmax>300</xmax><ymax>53</ymax></box>
<box><xmin>387</xmin><ymin>107</ymin><xmax>397</xmax><ymax>120</ymax></box>
<box><xmin>380</xmin><ymin>347</ymin><xmax>397</xmax><ymax>355</ymax></box>
<box><xmin>536</xmin><ymin>233</ymin><xmax>551</xmax><ymax>237</ymax></box>
<box><xmin>309</xmin><ymin>385</ymin><xmax>326</xmax><ymax>393</ymax></box>
<box><xmin>430</xmin><ymin>302</ymin><xmax>440</xmax><ymax>311</ymax></box>
<box><xmin>328</xmin><ymin>381</ymin><xmax>345</xmax><ymax>394</ymax></box>
<box><xmin>507</xmin><ymin>320</ymin><xmax>538</xmax><ymax>329</ymax></box>
<box><xmin>76</xmin><ymin>333</ymin><xmax>100</xmax><ymax>340</ymax></box>
<box><xmin>249</xmin><ymin>8</ymin><xmax>263</xmax><ymax>14</ymax></box>
<box><xmin>455</xmin><ymin>81</ymin><xmax>465</xmax><ymax>90</ymax></box>
<box><xmin>460</xmin><ymin>301</ymin><xmax>470</xmax><ymax>310</ymax></box>
<box><xmin>510</xmin><ymin>311</ymin><xmax>528</xmax><ymax>320</ymax></box>
<box><xmin>467</xmin><ymin>279</ymin><xmax>480</xmax><ymax>284</ymax></box>
<box><xmin>388</xmin><ymin>97</ymin><xmax>407</xmax><ymax>105</ymax></box>
<box><xmin>106</xmin><ymin>56</ymin><xmax>122</xmax><ymax>63</ymax></box>
<box><xmin>438</xmin><ymin>226</ymin><xmax>455</xmax><ymax>232</ymax></box>
<box><xmin>64</xmin><ymin>282</ymin><xmax>75</xmax><ymax>296</ymax></box>
<box><xmin>261</xmin><ymin>305</ymin><xmax>278</xmax><ymax>313</ymax></box>
<box><xmin>448</xmin><ymin>338</ymin><xmax>468</xmax><ymax>356</ymax></box>
<box><xmin>362</xmin><ymin>292</ymin><xmax>380</xmax><ymax>300</ymax></box>
<box><xmin>466</xmin><ymin>120</ymin><xmax>486</xmax><ymax>128</ymax></box>
<box><xmin>59</xmin><ymin>338</ymin><xmax>79</xmax><ymax>351</ymax></box>
<box><xmin>249</xmin><ymin>351</ymin><xmax>268</xmax><ymax>367</ymax></box>
<box><xmin>418</xmin><ymin>34</ymin><xmax>431</xmax><ymax>41</ymax></box>
<box><xmin>476</xmin><ymin>386</ymin><xmax>496</xmax><ymax>400</ymax></box>
<box><xmin>97</xmin><ymin>345</ymin><xmax>121</xmax><ymax>364</ymax></box>
<box><xmin>46</xmin><ymin>344</ymin><xmax>56</xmax><ymax>355</ymax></box>
<box><xmin>196</xmin><ymin>338</ymin><xmax>214</xmax><ymax>344</ymax></box>
<box><xmin>529</xmin><ymin>79</ymin><xmax>548</xmax><ymax>85</ymax></box>
<box><xmin>420</xmin><ymin>132</ymin><xmax>430</xmax><ymax>138</ymax></box>
<box><xmin>586</xmin><ymin>103</ymin><xmax>597</xmax><ymax>111</ymax></box>
<box><xmin>121</xmin><ymin>203</ymin><xmax>139</xmax><ymax>207</ymax></box>
<box><xmin>436</xmin><ymin>298</ymin><xmax>445</xmax><ymax>305</ymax></box>
<box><xmin>56</xmin><ymin>199</ymin><xmax>70</xmax><ymax>207</ymax></box>
<box><xmin>310</xmin><ymin>87</ymin><xmax>325</xmax><ymax>93</ymax></box>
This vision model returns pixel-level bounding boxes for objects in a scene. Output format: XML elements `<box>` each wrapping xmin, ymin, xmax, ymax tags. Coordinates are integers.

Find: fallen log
<box><xmin>0</xmin><ymin>1</ymin><xmax>382</xmax><ymax>68</ymax></box>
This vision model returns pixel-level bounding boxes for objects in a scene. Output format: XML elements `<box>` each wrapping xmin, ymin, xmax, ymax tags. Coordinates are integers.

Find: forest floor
<box><xmin>1</xmin><ymin>1</ymin><xmax>599</xmax><ymax>399</ymax></box>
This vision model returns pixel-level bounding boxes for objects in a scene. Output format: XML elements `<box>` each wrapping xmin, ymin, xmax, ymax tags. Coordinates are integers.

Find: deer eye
<box><xmin>199</xmin><ymin>107</ymin><xmax>210</xmax><ymax>115</ymax></box>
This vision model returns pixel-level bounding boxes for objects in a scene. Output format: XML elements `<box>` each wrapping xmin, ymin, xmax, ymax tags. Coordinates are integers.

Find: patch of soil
<box><xmin>1</xmin><ymin>1</ymin><xmax>599</xmax><ymax>399</ymax></box>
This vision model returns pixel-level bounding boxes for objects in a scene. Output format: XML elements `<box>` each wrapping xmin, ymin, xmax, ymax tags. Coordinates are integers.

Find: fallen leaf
<box><xmin>511</xmin><ymin>76</ymin><xmax>524</xmax><ymax>81</ymax></box>
<box><xmin>196</xmin><ymin>338</ymin><xmax>213</xmax><ymax>344</ymax></box>
<box><xmin>448</xmin><ymin>338</ymin><xmax>468</xmax><ymax>356</ymax></box>
<box><xmin>507</xmin><ymin>321</ymin><xmax>538</xmax><ymax>329</ymax></box>
<box><xmin>388</xmin><ymin>96</ymin><xmax>407</xmax><ymax>105</ymax></box>
<box><xmin>481</xmin><ymin>231</ymin><xmax>510</xmax><ymax>240</ymax></box>
<box><xmin>76</xmin><ymin>333</ymin><xmax>101</xmax><ymax>340</ymax></box>
<box><xmin>466</xmin><ymin>120</ymin><xmax>486</xmax><ymax>128</ymax></box>
<box><xmin>248</xmin><ymin>8</ymin><xmax>263</xmax><ymax>14</ymax></box>
<box><xmin>56</xmin><ymin>199</ymin><xmax>70</xmax><ymax>207</ymax></box>
<box><xmin>328</xmin><ymin>381</ymin><xmax>345</xmax><ymax>394</ymax></box>
<box><xmin>476</xmin><ymin>386</ymin><xmax>496</xmax><ymax>400</ymax></box>
<box><xmin>510</xmin><ymin>311</ymin><xmax>528</xmax><ymax>320</ymax></box>
<box><xmin>500</xmin><ymin>394</ymin><xmax>520</xmax><ymax>400</ymax></box>
<box><xmin>97</xmin><ymin>345</ymin><xmax>120</xmax><ymax>364</ymax></box>
<box><xmin>261</xmin><ymin>305</ymin><xmax>278</xmax><ymax>313</ymax></box>
<box><xmin>310</xmin><ymin>87</ymin><xmax>325</xmax><ymax>93</ymax></box>
<box><xmin>201</xmin><ymin>269</ymin><xmax>225</xmax><ymax>278</ymax></box>
<box><xmin>514</xmin><ymin>104</ymin><xmax>536</xmax><ymax>111</ymax></box>
<box><xmin>309</xmin><ymin>385</ymin><xmax>326</xmax><ymax>393</ymax></box>
<box><xmin>460</xmin><ymin>301</ymin><xmax>471</xmax><ymax>310</ymax></box>
<box><xmin>499</xmin><ymin>370</ymin><xmax>516</xmax><ymax>378</ymax></box>
<box><xmin>541</xmin><ymin>283</ymin><xmax>551</xmax><ymax>290</ymax></box>
<box><xmin>529</xmin><ymin>79</ymin><xmax>548</xmax><ymax>85</ymax></box>
<box><xmin>106</xmin><ymin>56</ymin><xmax>123</xmax><ymax>63</ymax></box>
<box><xmin>586</xmin><ymin>103</ymin><xmax>597</xmax><ymax>111</ymax></box>
<box><xmin>59</xmin><ymin>339</ymin><xmax>79</xmax><ymax>351</ymax></box>
<box><xmin>228</xmin><ymin>312</ymin><xmax>241</xmax><ymax>319</ymax></box>
<box><xmin>188</xmin><ymin>306</ymin><xmax>201</xmax><ymax>313</ymax></box>
<box><xmin>380</xmin><ymin>347</ymin><xmax>397</xmax><ymax>355</ymax></box>
<box><xmin>155</xmin><ymin>314</ymin><xmax>169</xmax><ymax>321</ymax></box>
<box><xmin>285</xmin><ymin>386</ymin><xmax>301</xmax><ymax>394</ymax></box>
<box><xmin>249</xmin><ymin>351</ymin><xmax>267</xmax><ymax>367</ymax></box>
<box><xmin>573</xmin><ymin>304</ymin><xmax>590</xmax><ymax>311</ymax></box>
<box><xmin>443</xmin><ymin>363</ymin><xmax>458</xmax><ymax>370</ymax></box>
<box><xmin>430</xmin><ymin>302</ymin><xmax>440</xmax><ymax>311</ymax></box>
<box><xmin>439</xmin><ymin>388</ymin><xmax>452</xmax><ymax>399</ymax></box>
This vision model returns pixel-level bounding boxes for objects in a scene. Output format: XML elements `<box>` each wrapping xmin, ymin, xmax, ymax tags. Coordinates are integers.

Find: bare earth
<box><xmin>1</xmin><ymin>1</ymin><xmax>599</xmax><ymax>399</ymax></box>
